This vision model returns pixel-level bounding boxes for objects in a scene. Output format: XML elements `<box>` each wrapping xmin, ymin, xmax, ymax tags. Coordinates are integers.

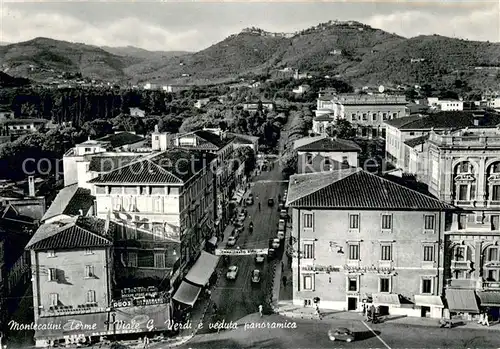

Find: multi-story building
<box><xmin>41</xmin><ymin>184</ymin><xmax>95</xmax><ymax>224</ymax></box>
<box><xmin>88</xmin><ymin>149</ymin><xmax>217</xmax><ymax>292</ymax></box>
<box><xmin>0</xmin><ymin>119</ymin><xmax>48</xmax><ymax>140</ymax></box>
<box><xmin>26</xmin><ymin>216</ymin><xmax>114</xmax><ymax>347</ymax></box>
<box><xmin>293</xmin><ymin>135</ymin><xmax>361</xmax><ymax>173</ymax></box>
<box><xmin>313</xmin><ymin>93</ymin><xmax>408</xmax><ymax>138</ymax></box>
<box><xmin>63</xmin><ymin>132</ymin><xmax>147</xmax><ymax>186</ymax></box>
<box><xmin>286</xmin><ymin>168</ymin><xmax>455</xmax><ymax>319</ymax></box>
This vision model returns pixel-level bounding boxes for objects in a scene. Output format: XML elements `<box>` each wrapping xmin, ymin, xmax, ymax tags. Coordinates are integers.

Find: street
<box><xmin>207</xmin><ymin>163</ymin><xmax>286</xmax><ymax>325</ymax></box>
<box><xmin>180</xmin><ymin>314</ymin><xmax>500</xmax><ymax>349</ymax></box>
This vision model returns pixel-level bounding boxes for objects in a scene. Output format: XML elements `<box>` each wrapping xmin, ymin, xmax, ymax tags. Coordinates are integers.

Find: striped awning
<box><xmin>478</xmin><ymin>291</ymin><xmax>500</xmax><ymax>307</ymax></box>
<box><xmin>172</xmin><ymin>281</ymin><xmax>202</xmax><ymax>307</ymax></box>
<box><xmin>372</xmin><ymin>293</ymin><xmax>401</xmax><ymax>307</ymax></box>
<box><xmin>414</xmin><ymin>295</ymin><xmax>444</xmax><ymax>308</ymax></box>
<box><xmin>445</xmin><ymin>289</ymin><xmax>479</xmax><ymax>313</ymax></box>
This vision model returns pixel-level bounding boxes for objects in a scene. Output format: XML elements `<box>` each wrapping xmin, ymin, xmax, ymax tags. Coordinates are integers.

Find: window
<box><xmin>306</xmin><ymin>154</ymin><xmax>313</xmax><ymax>165</ymax></box>
<box><xmin>381</xmin><ymin>214</ymin><xmax>392</xmax><ymax>230</ymax></box>
<box><xmin>303</xmin><ymin>274</ymin><xmax>314</xmax><ymax>290</ymax></box>
<box><xmin>454</xmin><ymin>246</ymin><xmax>466</xmax><ymax>261</ymax></box>
<box><xmin>86</xmin><ymin>290</ymin><xmax>96</xmax><ymax>303</ymax></box>
<box><xmin>488</xmin><ymin>247</ymin><xmax>498</xmax><ymax>261</ymax></box>
<box><xmin>458</xmin><ymin>184</ymin><xmax>468</xmax><ymax>200</ymax></box>
<box><xmin>85</xmin><ymin>265</ymin><xmax>94</xmax><ymax>278</ymax></box>
<box><xmin>492</xmin><ymin>185</ymin><xmax>500</xmax><ymax>201</ymax></box>
<box><xmin>382</xmin><ymin>113</ymin><xmax>387</xmax><ymax>120</ymax></box>
<box><xmin>409</xmin><ymin>132</ymin><xmax>415</xmax><ymax>136</ymax></box>
<box><xmin>342</xmin><ymin>156</ymin><xmax>348</xmax><ymax>164</ymax></box>
<box><xmin>95</xmin><ymin>186</ymin><xmax>107</xmax><ymax>195</ymax></box>
<box><xmin>423</xmin><ymin>246</ymin><xmax>434</xmax><ymax>262</ymax></box>
<box><xmin>492</xmin><ymin>215</ymin><xmax>500</xmax><ymax>230</ymax></box>
<box><xmin>424</xmin><ymin>215</ymin><xmax>435</xmax><ymax>231</ymax></box>
<box><xmin>379</xmin><ymin>278</ymin><xmax>390</xmax><ymax>292</ymax></box>
<box><xmin>372</xmin><ymin>113</ymin><xmax>377</xmax><ymax>121</ymax></box>
<box><xmin>458</xmin><ymin>214</ymin><xmax>467</xmax><ymax>230</ymax></box>
<box><xmin>348</xmin><ymin>277</ymin><xmax>358</xmax><ymax>292</ymax></box>
<box><xmin>349</xmin><ymin>214</ymin><xmax>359</xmax><ymax>229</ymax></box>
<box><xmin>393</xmin><ymin>113</ymin><xmax>398</xmax><ymax>119</ymax></box>
<box><xmin>48</xmin><ymin>268</ymin><xmax>57</xmax><ymax>282</ymax></box>
<box><xmin>362</xmin><ymin>113</ymin><xmax>367</xmax><ymax>121</ymax></box>
<box><xmin>84</xmin><ymin>147</ymin><xmax>91</xmax><ymax>152</ymax></box>
<box><xmin>48</xmin><ymin>250</ymin><xmax>56</xmax><ymax>258</ymax></box>
<box><xmin>49</xmin><ymin>293</ymin><xmax>59</xmax><ymax>306</ymax></box>
<box><xmin>422</xmin><ymin>279</ymin><xmax>432</xmax><ymax>294</ymax></box>
<box><xmin>84</xmin><ymin>248</ymin><xmax>93</xmax><ymax>255</ymax></box>
<box><xmin>348</xmin><ymin>244</ymin><xmax>359</xmax><ymax>260</ymax></box>
<box><xmin>303</xmin><ymin>213</ymin><xmax>313</xmax><ymax>229</ymax></box>
<box><xmin>351</xmin><ymin>113</ymin><xmax>356</xmax><ymax>121</ymax></box>
<box><xmin>381</xmin><ymin>245</ymin><xmax>392</xmax><ymax>261</ymax></box>
<box><xmin>154</xmin><ymin>253</ymin><xmax>166</xmax><ymax>268</ymax></box>
<box><xmin>303</xmin><ymin>242</ymin><xmax>314</xmax><ymax>259</ymax></box>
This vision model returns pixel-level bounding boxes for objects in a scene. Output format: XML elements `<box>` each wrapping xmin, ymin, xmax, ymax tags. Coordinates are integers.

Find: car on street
<box><xmin>268</xmin><ymin>198</ymin><xmax>274</xmax><ymax>206</ymax></box>
<box><xmin>280</xmin><ymin>209</ymin><xmax>288</xmax><ymax>220</ymax></box>
<box><xmin>227</xmin><ymin>236</ymin><xmax>237</xmax><ymax>246</ymax></box>
<box><xmin>271</xmin><ymin>238</ymin><xmax>280</xmax><ymax>249</ymax></box>
<box><xmin>278</xmin><ymin>219</ymin><xmax>285</xmax><ymax>231</ymax></box>
<box><xmin>255</xmin><ymin>254</ymin><xmax>265</xmax><ymax>263</ymax></box>
<box><xmin>267</xmin><ymin>248</ymin><xmax>275</xmax><ymax>260</ymax></box>
<box><xmin>246</xmin><ymin>194</ymin><xmax>254</xmax><ymax>205</ymax></box>
<box><xmin>238</xmin><ymin>212</ymin><xmax>246</xmax><ymax>222</ymax></box>
<box><xmin>226</xmin><ymin>266</ymin><xmax>239</xmax><ymax>280</ymax></box>
<box><xmin>277</xmin><ymin>231</ymin><xmax>285</xmax><ymax>240</ymax></box>
<box><xmin>251</xmin><ymin>269</ymin><xmax>261</xmax><ymax>283</ymax></box>
<box><xmin>328</xmin><ymin>327</ymin><xmax>355</xmax><ymax>342</ymax></box>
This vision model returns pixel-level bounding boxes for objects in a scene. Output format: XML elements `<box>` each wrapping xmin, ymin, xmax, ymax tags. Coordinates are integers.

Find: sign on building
<box><xmin>215</xmin><ymin>248</ymin><xmax>268</xmax><ymax>256</ymax></box>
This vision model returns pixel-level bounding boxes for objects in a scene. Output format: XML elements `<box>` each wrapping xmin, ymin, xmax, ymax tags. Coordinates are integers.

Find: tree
<box><xmin>335</xmin><ymin>120</ymin><xmax>356</xmax><ymax>139</ymax></box>
<box><xmin>281</xmin><ymin>151</ymin><xmax>298</xmax><ymax>179</ymax></box>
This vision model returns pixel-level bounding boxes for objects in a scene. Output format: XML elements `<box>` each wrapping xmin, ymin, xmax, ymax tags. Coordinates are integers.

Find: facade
<box><xmin>293</xmin><ymin>85</ymin><xmax>310</xmax><ymax>94</ymax></box>
<box><xmin>194</xmin><ymin>99</ymin><xmax>210</xmax><ymax>109</ymax></box>
<box><xmin>242</xmin><ymin>101</ymin><xmax>275</xmax><ymax>111</ymax></box>
<box><xmin>293</xmin><ymin>135</ymin><xmax>361</xmax><ymax>173</ymax></box>
<box><xmin>314</xmin><ymin>93</ymin><xmax>408</xmax><ymax>138</ymax></box>
<box><xmin>0</xmin><ymin>119</ymin><xmax>48</xmax><ymax>139</ymax></box>
<box><xmin>437</xmin><ymin>100</ymin><xmax>464</xmax><ymax>111</ymax></box>
<box><xmin>286</xmin><ymin>169</ymin><xmax>455</xmax><ymax>318</ymax></box>
<box><xmin>88</xmin><ymin>149</ymin><xmax>216</xmax><ymax>291</ymax></box>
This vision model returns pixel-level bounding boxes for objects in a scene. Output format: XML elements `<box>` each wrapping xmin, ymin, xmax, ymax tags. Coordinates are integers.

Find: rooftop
<box><xmin>89</xmin><ymin>149</ymin><xmax>216</xmax><ymax>184</ymax></box>
<box><xmin>404</xmin><ymin>135</ymin><xmax>429</xmax><ymax>148</ymax></box>
<box><xmin>88</xmin><ymin>154</ymin><xmax>142</xmax><ymax>173</ymax></box>
<box><xmin>313</xmin><ymin>114</ymin><xmax>335</xmax><ymax>122</ymax></box>
<box><xmin>41</xmin><ymin>184</ymin><xmax>95</xmax><ymax>222</ymax></box>
<box><xmin>331</xmin><ymin>94</ymin><xmax>407</xmax><ymax>106</ymax></box>
<box><xmin>385</xmin><ymin>111</ymin><xmax>500</xmax><ymax>130</ymax></box>
<box><xmin>286</xmin><ymin>168</ymin><xmax>455</xmax><ymax>210</ymax></box>
<box><xmin>96</xmin><ymin>132</ymin><xmax>145</xmax><ymax>149</ymax></box>
<box><xmin>26</xmin><ymin>216</ymin><xmax>114</xmax><ymax>251</ymax></box>
<box><xmin>294</xmin><ymin>135</ymin><xmax>361</xmax><ymax>152</ymax></box>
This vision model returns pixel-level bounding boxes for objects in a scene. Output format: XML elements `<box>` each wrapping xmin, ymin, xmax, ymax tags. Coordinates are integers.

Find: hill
<box><xmin>2</xmin><ymin>22</ymin><xmax>500</xmax><ymax>90</ymax></box>
<box><xmin>0</xmin><ymin>71</ymin><xmax>30</xmax><ymax>87</ymax></box>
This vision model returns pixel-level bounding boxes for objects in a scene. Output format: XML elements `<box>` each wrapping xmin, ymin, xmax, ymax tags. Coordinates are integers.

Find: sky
<box><xmin>0</xmin><ymin>1</ymin><xmax>499</xmax><ymax>52</ymax></box>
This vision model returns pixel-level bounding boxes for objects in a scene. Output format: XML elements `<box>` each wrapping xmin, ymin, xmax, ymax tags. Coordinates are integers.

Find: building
<box><xmin>0</xmin><ymin>176</ymin><xmax>47</xmax><ymax>221</ymax></box>
<box><xmin>427</xmin><ymin>98</ymin><xmax>464</xmax><ymax>111</ymax></box>
<box><xmin>313</xmin><ymin>93</ymin><xmax>408</xmax><ymax>138</ymax></box>
<box><xmin>194</xmin><ymin>98</ymin><xmax>210</xmax><ymax>109</ymax></box>
<box><xmin>293</xmin><ymin>135</ymin><xmax>361</xmax><ymax>173</ymax></box>
<box><xmin>41</xmin><ymin>184</ymin><xmax>95</xmax><ymax>224</ymax></box>
<box><xmin>129</xmin><ymin>108</ymin><xmax>146</xmax><ymax>118</ymax></box>
<box><xmin>63</xmin><ymin>132</ymin><xmax>147</xmax><ymax>186</ymax></box>
<box><xmin>26</xmin><ymin>216</ymin><xmax>114</xmax><ymax>347</ymax></box>
<box><xmin>385</xmin><ymin>111</ymin><xmax>500</xmax><ymax>177</ymax></box>
<box><xmin>229</xmin><ymin>133</ymin><xmax>259</xmax><ymax>154</ymax></box>
<box><xmin>242</xmin><ymin>100</ymin><xmax>275</xmax><ymax>112</ymax></box>
<box><xmin>0</xmin><ymin>119</ymin><xmax>48</xmax><ymax>139</ymax></box>
<box><xmin>286</xmin><ymin>169</ymin><xmax>455</xmax><ymax>318</ymax></box>
<box><xmin>293</xmin><ymin>85</ymin><xmax>310</xmax><ymax>94</ymax></box>
<box><xmin>312</xmin><ymin>114</ymin><xmax>336</xmax><ymax>135</ymax></box>
<box><xmin>88</xmin><ymin>149</ymin><xmax>217</xmax><ymax>291</ymax></box>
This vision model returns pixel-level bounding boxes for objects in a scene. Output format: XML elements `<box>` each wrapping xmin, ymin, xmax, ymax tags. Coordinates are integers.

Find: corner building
<box><xmin>286</xmin><ymin>169</ymin><xmax>455</xmax><ymax>318</ymax></box>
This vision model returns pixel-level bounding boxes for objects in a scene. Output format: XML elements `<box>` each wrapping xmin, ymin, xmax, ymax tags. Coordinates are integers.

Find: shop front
<box><xmin>34</xmin><ymin>312</ymin><xmax>109</xmax><ymax>348</ymax></box>
<box><xmin>444</xmin><ymin>289</ymin><xmax>479</xmax><ymax>320</ymax></box>
<box><xmin>414</xmin><ymin>295</ymin><xmax>444</xmax><ymax>318</ymax></box>
<box><xmin>372</xmin><ymin>293</ymin><xmax>401</xmax><ymax>315</ymax></box>
<box><xmin>477</xmin><ymin>291</ymin><xmax>500</xmax><ymax>321</ymax></box>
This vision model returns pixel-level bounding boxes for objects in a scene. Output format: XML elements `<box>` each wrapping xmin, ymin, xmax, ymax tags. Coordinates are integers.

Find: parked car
<box><xmin>328</xmin><ymin>328</ymin><xmax>355</xmax><ymax>342</ymax></box>
<box><xmin>251</xmin><ymin>269</ymin><xmax>261</xmax><ymax>283</ymax></box>
<box><xmin>227</xmin><ymin>236</ymin><xmax>237</xmax><ymax>246</ymax></box>
<box><xmin>278</xmin><ymin>220</ymin><xmax>285</xmax><ymax>231</ymax></box>
<box><xmin>226</xmin><ymin>266</ymin><xmax>239</xmax><ymax>280</ymax></box>
<box><xmin>279</xmin><ymin>209</ymin><xmax>288</xmax><ymax>220</ymax></box>
<box><xmin>238</xmin><ymin>212</ymin><xmax>246</xmax><ymax>222</ymax></box>
<box><xmin>255</xmin><ymin>254</ymin><xmax>265</xmax><ymax>263</ymax></box>
<box><xmin>277</xmin><ymin>231</ymin><xmax>285</xmax><ymax>240</ymax></box>
<box><xmin>245</xmin><ymin>197</ymin><xmax>254</xmax><ymax>205</ymax></box>
<box><xmin>271</xmin><ymin>238</ymin><xmax>280</xmax><ymax>249</ymax></box>
<box><xmin>267</xmin><ymin>248</ymin><xmax>275</xmax><ymax>260</ymax></box>
<box><xmin>268</xmin><ymin>198</ymin><xmax>274</xmax><ymax>206</ymax></box>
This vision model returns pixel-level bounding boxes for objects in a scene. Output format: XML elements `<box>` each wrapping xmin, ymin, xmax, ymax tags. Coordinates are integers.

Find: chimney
<box><xmin>28</xmin><ymin>176</ymin><xmax>35</xmax><ymax>197</ymax></box>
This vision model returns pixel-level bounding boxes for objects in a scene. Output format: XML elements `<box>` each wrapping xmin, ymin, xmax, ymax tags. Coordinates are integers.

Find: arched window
<box><xmin>453</xmin><ymin>161</ymin><xmax>476</xmax><ymax>202</ymax></box>
<box><xmin>487</xmin><ymin>162</ymin><xmax>500</xmax><ymax>201</ymax></box>
<box><xmin>484</xmin><ymin>246</ymin><xmax>500</xmax><ymax>282</ymax></box>
<box><xmin>451</xmin><ymin>244</ymin><xmax>473</xmax><ymax>280</ymax></box>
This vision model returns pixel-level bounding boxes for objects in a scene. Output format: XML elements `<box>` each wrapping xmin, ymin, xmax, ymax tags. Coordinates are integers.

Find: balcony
<box><xmin>41</xmin><ymin>304</ymin><xmax>106</xmax><ymax>317</ymax></box>
<box><xmin>483</xmin><ymin>281</ymin><xmax>500</xmax><ymax>290</ymax></box>
<box><xmin>378</xmin><ymin>260</ymin><xmax>392</xmax><ymax>268</ymax></box>
<box><xmin>445</xmin><ymin>278</ymin><xmax>477</xmax><ymax>289</ymax></box>
<box><xmin>451</xmin><ymin>260</ymin><xmax>472</xmax><ymax>270</ymax></box>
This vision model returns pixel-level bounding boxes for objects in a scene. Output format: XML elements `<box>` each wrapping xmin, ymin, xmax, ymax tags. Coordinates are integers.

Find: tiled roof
<box><xmin>88</xmin><ymin>155</ymin><xmax>142</xmax><ymax>173</ymax></box>
<box><xmin>385</xmin><ymin>111</ymin><xmax>500</xmax><ymax>130</ymax></box>
<box><xmin>313</xmin><ymin>114</ymin><xmax>335</xmax><ymax>122</ymax></box>
<box><xmin>287</xmin><ymin>168</ymin><xmax>455</xmax><ymax>210</ymax></box>
<box><xmin>293</xmin><ymin>135</ymin><xmax>327</xmax><ymax>150</ymax></box>
<box><xmin>194</xmin><ymin>130</ymin><xmax>233</xmax><ymax>149</ymax></box>
<box><xmin>26</xmin><ymin>216</ymin><xmax>113</xmax><ymax>250</ymax></box>
<box><xmin>295</xmin><ymin>137</ymin><xmax>361</xmax><ymax>152</ymax></box>
<box><xmin>42</xmin><ymin>184</ymin><xmax>95</xmax><ymax>222</ymax></box>
<box><xmin>233</xmin><ymin>136</ymin><xmax>253</xmax><ymax>144</ymax></box>
<box><xmin>96</xmin><ymin>132</ymin><xmax>145</xmax><ymax>148</ymax></box>
<box><xmin>89</xmin><ymin>149</ymin><xmax>216</xmax><ymax>184</ymax></box>
<box><xmin>404</xmin><ymin>135</ymin><xmax>429</xmax><ymax>148</ymax></box>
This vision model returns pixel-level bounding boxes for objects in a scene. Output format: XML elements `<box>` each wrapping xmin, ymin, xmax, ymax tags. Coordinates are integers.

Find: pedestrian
<box><xmin>143</xmin><ymin>336</ymin><xmax>150</xmax><ymax>349</ymax></box>
<box><xmin>477</xmin><ymin>312</ymin><xmax>484</xmax><ymax>324</ymax></box>
<box><xmin>258</xmin><ymin>202</ymin><xmax>261</xmax><ymax>211</ymax></box>
<box><xmin>362</xmin><ymin>304</ymin><xmax>366</xmax><ymax>317</ymax></box>
<box><xmin>282</xmin><ymin>275</ymin><xmax>287</xmax><ymax>286</ymax></box>
<box><xmin>315</xmin><ymin>304</ymin><xmax>322</xmax><ymax>320</ymax></box>
<box><xmin>483</xmin><ymin>308</ymin><xmax>491</xmax><ymax>326</ymax></box>
<box><xmin>259</xmin><ymin>304</ymin><xmax>263</xmax><ymax>317</ymax></box>
<box><xmin>281</xmin><ymin>261</ymin><xmax>284</xmax><ymax>272</ymax></box>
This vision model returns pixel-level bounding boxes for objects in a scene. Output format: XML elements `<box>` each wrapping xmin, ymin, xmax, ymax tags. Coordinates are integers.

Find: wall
<box><xmin>62</xmin><ymin>155</ymin><xmax>81</xmax><ymax>186</ymax></box>
<box><xmin>290</xmin><ymin>208</ymin><xmax>446</xmax><ymax>311</ymax></box>
<box><xmin>297</xmin><ymin>151</ymin><xmax>358</xmax><ymax>173</ymax></box>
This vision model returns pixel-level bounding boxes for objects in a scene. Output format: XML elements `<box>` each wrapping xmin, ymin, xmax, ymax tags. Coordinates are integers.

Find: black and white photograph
<box><xmin>0</xmin><ymin>0</ymin><xmax>500</xmax><ymax>348</ymax></box>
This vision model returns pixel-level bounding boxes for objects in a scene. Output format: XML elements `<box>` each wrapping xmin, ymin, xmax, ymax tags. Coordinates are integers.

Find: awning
<box><xmin>372</xmin><ymin>293</ymin><xmax>401</xmax><ymax>307</ymax></box>
<box><xmin>445</xmin><ymin>289</ymin><xmax>479</xmax><ymax>313</ymax></box>
<box><xmin>173</xmin><ymin>281</ymin><xmax>202</xmax><ymax>306</ymax></box>
<box><xmin>34</xmin><ymin>312</ymin><xmax>109</xmax><ymax>339</ymax></box>
<box><xmin>184</xmin><ymin>251</ymin><xmax>220</xmax><ymax>286</ymax></box>
<box><xmin>414</xmin><ymin>295</ymin><xmax>444</xmax><ymax>308</ymax></box>
<box><xmin>478</xmin><ymin>291</ymin><xmax>500</xmax><ymax>307</ymax></box>
<box><xmin>208</xmin><ymin>236</ymin><xmax>218</xmax><ymax>245</ymax></box>
<box><xmin>114</xmin><ymin>304</ymin><xmax>171</xmax><ymax>334</ymax></box>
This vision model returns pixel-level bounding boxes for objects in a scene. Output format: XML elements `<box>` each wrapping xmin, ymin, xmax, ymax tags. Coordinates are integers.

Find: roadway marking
<box><xmin>361</xmin><ymin>321</ymin><xmax>392</xmax><ymax>349</ymax></box>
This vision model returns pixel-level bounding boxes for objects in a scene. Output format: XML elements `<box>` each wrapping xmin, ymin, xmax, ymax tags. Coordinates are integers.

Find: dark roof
<box><xmin>404</xmin><ymin>135</ymin><xmax>429</xmax><ymax>148</ymax></box>
<box><xmin>42</xmin><ymin>184</ymin><xmax>95</xmax><ymax>222</ymax></box>
<box><xmin>385</xmin><ymin>111</ymin><xmax>500</xmax><ymax>130</ymax></box>
<box><xmin>287</xmin><ymin>168</ymin><xmax>454</xmax><ymax>210</ymax></box>
<box><xmin>193</xmin><ymin>130</ymin><xmax>233</xmax><ymax>149</ymax></box>
<box><xmin>89</xmin><ymin>149</ymin><xmax>216</xmax><ymax>184</ymax></box>
<box><xmin>26</xmin><ymin>216</ymin><xmax>113</xmax><ymax>250</ymax></box>
<box><xmin>313</xmin><ymin>114</ymin><xmax>335</xmax><ymax>122</ymax></box>
<box><xmin>88</xmin><ymin>155</ymin><xmax>141</xmax><ymax>173</ymax></box>
<box><xmin>295</xmin><ymin>137</ymin><xmax>361</xmax><ymax>152</ymax></box>
<box><xmin>233</xmin><ymin>136</ymin><xmax>253</xmax><ymax>144</ymax></box>
<box><xmin>96</xmin><ymin>132</ymin><xmax>145</xmax><ymax>148</ymax></box>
